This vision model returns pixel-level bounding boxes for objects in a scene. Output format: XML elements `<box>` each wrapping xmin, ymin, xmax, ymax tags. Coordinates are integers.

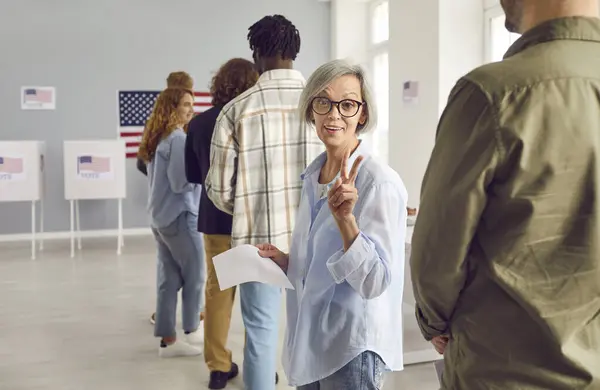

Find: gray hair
<box><xmin>299</xmin><ymin>59</ymin><xmax>378</xmax><ymax>135</ymax></box>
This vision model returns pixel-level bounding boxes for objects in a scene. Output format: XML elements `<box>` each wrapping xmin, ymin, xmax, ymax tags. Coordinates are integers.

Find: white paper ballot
<box><xmin>212</xmin><ymin>244</ymin><xmax>295</xmax><ymax>291</ymax></box>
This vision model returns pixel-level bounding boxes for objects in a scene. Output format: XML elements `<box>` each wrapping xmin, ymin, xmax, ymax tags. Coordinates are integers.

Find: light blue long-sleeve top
<box><xmin>147</xmin><ymin>128</ymin><xmax>200</xmax><ymax>228</ymax></box>
<box><xmin>283</xmin><ymin>141</ymin><xmax>408</xmax><ymax>386</ymax></box>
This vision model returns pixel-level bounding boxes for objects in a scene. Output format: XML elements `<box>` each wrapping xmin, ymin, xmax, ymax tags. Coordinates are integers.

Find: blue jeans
<box><xmin>152</xmin><ymin>212</ymin><xmax>206</xmax><ymax>338</ymax></box>
<box><xmin>298</xmin><ymin>351</ymin><xmax>386</xmax><ymax>390</ymax></box>
<box><xmin>240</xmin><ymin>282</ymin><xmax>281</xmax><ymax>390</ymax></box>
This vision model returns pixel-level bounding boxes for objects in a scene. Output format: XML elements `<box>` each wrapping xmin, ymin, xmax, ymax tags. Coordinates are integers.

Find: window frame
<box><xmin>365</xmin><ymin>0</ymin><xmax>390</xmax><ymax>162</ymax></box>
<box><xmin>368</xmin><ymin>0</ymin><xmax>389</xmax><ymax>49</ymax></box>
<box><xmin>366</xmin><ymin>0</ymin><xmax>390</xmax><ymax>70</ymax></box>
<box><xmin>484</xmin><ymin>5</ymin><xmax>521</xmax><ymax>63</ymax></box>
<box><xmin>483</xmin><ymin>5</ymin><xmax>506</xmax><ymax>63</ymax></box>
<box><xmin>370</xmin><ymin>51</ymin><xmax>389</xmax><ymax>130</ymax></box>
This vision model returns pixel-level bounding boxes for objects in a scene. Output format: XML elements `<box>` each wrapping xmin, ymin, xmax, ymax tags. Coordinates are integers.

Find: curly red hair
<box><xmin>138</xmin><ymin>88</ymin><xmax>193</xmax><ymax>163</ymax></box>
<box><xmin>210</xmin><ymin>58</ymin><xmax>259</xmax><ymax>106</ymax></box>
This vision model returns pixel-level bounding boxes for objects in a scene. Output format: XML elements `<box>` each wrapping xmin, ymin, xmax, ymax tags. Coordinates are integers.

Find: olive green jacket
<box><xmin>411</xmin><ymin>17</ymin><xmax>600</xmax><ymax>390</ymax></box>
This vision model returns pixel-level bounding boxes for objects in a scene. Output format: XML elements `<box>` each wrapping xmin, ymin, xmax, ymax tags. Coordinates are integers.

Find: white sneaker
<box><xmin>158</xmin><ymin>341</ymin><xmax>202</xmax><ymax>358</ymax></box>
<box><xmin>185</xmin><ymin>322</ymin><xmax>204</xmax><ymax>347</ymax></box>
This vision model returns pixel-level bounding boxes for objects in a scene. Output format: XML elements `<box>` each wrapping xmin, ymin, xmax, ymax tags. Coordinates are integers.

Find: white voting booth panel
<box><xmin>0</xmin><ymin>141</ymin><xmax>46</xmax><ymax>259</ymax></box>
<box><xmin>0</xmin><ymin>141</ymin><xmax>45</xmax><ymax>202</ymax></box>
<box><xmin>63</xmin><ymin>140</ymin><xmax>126</xmax><ymax>257</ymax></box>
<box><xmin>63</xmin><ymin>140</ymin><xmax>126</xmax><ymax>200</ymax></box>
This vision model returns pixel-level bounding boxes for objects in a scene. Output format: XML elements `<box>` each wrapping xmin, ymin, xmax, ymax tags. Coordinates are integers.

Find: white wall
<box><xmin>328</xmin><ymin>0</ymin><xmax>484</xmax><ymax>207</ymax></box>
<box><xmin>439</xmin><ymin>0</ymin><xmax>485</xmax><ymax>112</ymax></box>
<box><xmin>388</xmin><ymin>0</ymin><xmax>484</xmax><ymax>207</ymax></box>
<box><xmin>330</xmin><ymin>0</ymin><xmax>368</xmax><ymax>64</ymax></box>
<box><xmin>0</xmin><ymin>0</ymin><xmax>330</xmax><ymax>235</ymax></box>
<box><xmin>484</xmin><ymin>0</ymin><xmax>500</xmax><ymax>9</ymax></box>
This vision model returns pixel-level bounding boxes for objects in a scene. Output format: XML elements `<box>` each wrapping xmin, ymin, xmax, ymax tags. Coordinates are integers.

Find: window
<box><xmin>485</xmin><ymin>6</ymin><xmax>520</xmax><ymax>63</ymax></box>
<box><xmin>371</xmin><ymin>1</ymin><xmax>389</xmax><ymax>44</ymax></box>
<box><xmin>373</xmin><ymin>52</ymin><xmax>389</xmax><ymax>132</ymax></box>
<box><xmin>367</xmin><ymin>0</ymin><xmax>389</xmax><ymax>163</ymax></box>
<box><xmin>372</xmin><ymin>52</ymin><xmax>389</xmax><ymax>162</ymax></box>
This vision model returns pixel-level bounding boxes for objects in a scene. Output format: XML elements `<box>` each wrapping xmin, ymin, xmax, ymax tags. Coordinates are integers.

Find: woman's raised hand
<box><xmin>328</xmin><ymin>149</ymin><xmax>363</xmax><ymax>222</ymax></box>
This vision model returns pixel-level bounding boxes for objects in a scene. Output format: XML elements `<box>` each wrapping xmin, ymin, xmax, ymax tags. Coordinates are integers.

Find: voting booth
<box><xmin>0</xmin><ymin>141</ymin><xmax>46</xmax><ymax>259</ymax></box>
<box><xmin>63</xmin><ymin>140</ymin><xmax>126</xmax><ymax>257</ymax></box>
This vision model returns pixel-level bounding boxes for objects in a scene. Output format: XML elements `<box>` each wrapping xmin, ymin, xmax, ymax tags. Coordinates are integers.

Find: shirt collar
<box><xmin>301</xmin><ymin>140</ymin><xmax>369</xmax><ymax>180</ymax></box>
<box><xmin>505</xmin><ymin>16</ymin><xmax>600</xmax><ymax>59</ymax></box>
<box><xmin>258</xmin><ymin>69</ymin><xmax>305</xmax><ymax>83</ymax></box>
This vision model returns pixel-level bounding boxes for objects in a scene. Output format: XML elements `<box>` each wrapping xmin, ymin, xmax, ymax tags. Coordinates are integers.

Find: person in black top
<box><xmin>185</xmin><ymin>58</ymin><xmax>258</xmax><ymax>390</ymax></box>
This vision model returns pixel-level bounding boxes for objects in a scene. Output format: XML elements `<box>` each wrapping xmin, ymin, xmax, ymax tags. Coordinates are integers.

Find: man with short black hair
<box><xmin>206</xmin><ymin>14</ymin><xmax>322</xmax><ymax>390</ymax></box>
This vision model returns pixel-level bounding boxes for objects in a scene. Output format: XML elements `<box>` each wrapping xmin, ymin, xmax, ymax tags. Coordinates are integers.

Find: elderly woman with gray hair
<box><xmin>257</xmin><ymin>59</ymin><xmax>408</xmax><ymax>389</ymax></box>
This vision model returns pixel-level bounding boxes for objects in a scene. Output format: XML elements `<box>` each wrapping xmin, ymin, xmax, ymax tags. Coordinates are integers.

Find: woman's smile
<box><xmin>324</xmin><ymin>124</ymin><xmax>344</xmax><ymax>134</ymax></box>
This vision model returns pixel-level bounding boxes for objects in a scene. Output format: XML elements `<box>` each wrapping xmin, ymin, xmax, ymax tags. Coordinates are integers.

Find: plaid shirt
<box><xmin>206</xmin><ymin>69</ymin><xmax>323</xmax><ymax>252</ymax></box>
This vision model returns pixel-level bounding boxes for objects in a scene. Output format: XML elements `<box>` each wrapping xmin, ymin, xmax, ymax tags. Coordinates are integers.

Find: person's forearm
<box><xmin>336</xmin><ymin>216</ymin><xmax>360</xmax><ymax>251</ymax></box>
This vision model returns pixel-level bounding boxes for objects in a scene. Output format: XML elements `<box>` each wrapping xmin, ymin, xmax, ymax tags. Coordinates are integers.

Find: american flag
<box><xmin>0</xmin><ymin>156</ymin><xmax>24</xmax><ymax>174</ymax></box>
<box><xmin>403</xmin><ymin>81</ymin><xmax>419</xmax><ymax>98</ymax></box>
<box><xmin>118</xmin><ymin>90</ymin><xmax>212</xmax><ymax>158</ymax></box>
<box><xmin>78</xmin><ymin>156</ymin><xmax>111</xmax><ymax>174</ymax></box>
<box><xmin>24</xmin><ymin>88</ymin><xmax>53</xmax><ymax>104</ymax></box>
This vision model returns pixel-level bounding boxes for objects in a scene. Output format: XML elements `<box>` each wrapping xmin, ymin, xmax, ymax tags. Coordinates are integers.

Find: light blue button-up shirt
<box><xmin>147</xmin><ymin>129</ymin><xmax>200</xmax><ymax>229</ymax></box>
<box><xmin>282</xmin><ymin>142</ymin><xmax>408</xmax><ymax>386</ymax></box>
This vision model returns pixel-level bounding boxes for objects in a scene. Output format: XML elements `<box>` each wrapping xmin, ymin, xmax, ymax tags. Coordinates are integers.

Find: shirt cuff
<box><xmin>415</xmin><ymin>305</ymin><xmax>448</xmax><ymax>341</ymax></box>
<box><xmin>326</xmin><ymin>232</ymin><xmax>372</xmax><ymax>284</ymax></box>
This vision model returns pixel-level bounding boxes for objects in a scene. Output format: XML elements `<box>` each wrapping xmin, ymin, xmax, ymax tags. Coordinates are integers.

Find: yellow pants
<box><xmin>203</xmin><ymin>234</ymin><xmax>237</xmax><ymax>372</ymax></box>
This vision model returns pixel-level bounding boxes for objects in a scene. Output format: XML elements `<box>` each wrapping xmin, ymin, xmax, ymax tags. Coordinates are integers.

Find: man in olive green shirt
<box><xmin>411</xmin><ymin>1</ymin><xmax>600</xmax><ymax>388</ymax></box>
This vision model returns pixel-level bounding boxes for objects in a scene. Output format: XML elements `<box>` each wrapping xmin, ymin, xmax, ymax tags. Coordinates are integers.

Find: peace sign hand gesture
<box><xmin>328</xmin><ymin>149</ymin><xmax>364</xmax><ymax>223</ymax></box>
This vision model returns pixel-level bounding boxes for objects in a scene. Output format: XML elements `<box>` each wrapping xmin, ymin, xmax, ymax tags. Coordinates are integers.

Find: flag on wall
<box><xmin>24</xmin><ymin>88</ymin><xmax>54</xmax><ymax>104</ymax></box>
<box><xmin>118</xmin><ymin>90</ymin><xmax>212</xmax><ymax>158</ymax></box>
<box><xmin>0</xmin><ymin>156</ymin><xmax>24</xmax><ymax>174</ymax></box>
<box><xmin>77</xmin><ymin>156</ymin><xmax>110</xmax><ymax>174</ymax></box>
<box><xmin>403</xmin><ymin>81</ymin><xmax>419</xmax><ymax>98</ymax></box>
<box><xmin>402</xmin><ymin>81</ymin><xmax>420</xmax><ymax>106</ymax></box>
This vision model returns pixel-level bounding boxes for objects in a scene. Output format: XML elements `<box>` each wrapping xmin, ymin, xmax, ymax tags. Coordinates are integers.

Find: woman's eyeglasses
<box><xmin>311</xmin><ymin>97</ymin><xmax>365</xmax><ymax>118</ymax></box>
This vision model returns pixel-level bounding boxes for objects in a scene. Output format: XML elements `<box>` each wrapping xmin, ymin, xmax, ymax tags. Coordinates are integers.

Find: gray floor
<box><xmin>0</xmin><ymin>236</ymin><xmax>440</xmax><ymax>390</ymax></box>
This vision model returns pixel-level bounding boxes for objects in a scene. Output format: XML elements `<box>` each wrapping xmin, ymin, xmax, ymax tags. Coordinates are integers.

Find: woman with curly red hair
<box><xmin>137</xmin><ymin>71</ymin><xmax>194</xmax><ymax>177</ymax></box>
<box><xmin>185</xmin><ymin>58</ymin><xmax>258</xmax><ymax>389</ymax></box>
<box><xmin>138</xmin><ymin>87</ymin><xmax>206</xmax><ymax>358</ymax></box>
